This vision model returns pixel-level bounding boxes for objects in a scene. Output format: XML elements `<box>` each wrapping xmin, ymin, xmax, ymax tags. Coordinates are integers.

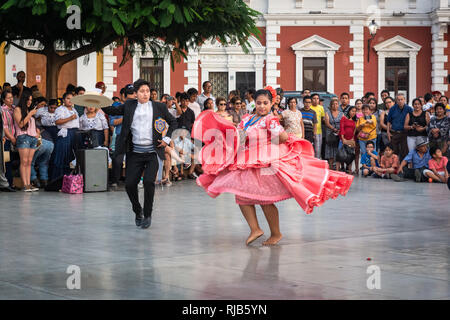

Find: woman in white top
<box><xmin>79</xmin><ymin>107</ymin><xmax>109</xmax><ymax>147</ymax></box>
<box><xmin>51</xmin><ymin>92</ymin><xmax>79</xmax><ymax>180</ymax></box>
<box><xmin>281</xmin><ymin>97</ymin><xmax>304</xmax><ymax>138</ymax></box>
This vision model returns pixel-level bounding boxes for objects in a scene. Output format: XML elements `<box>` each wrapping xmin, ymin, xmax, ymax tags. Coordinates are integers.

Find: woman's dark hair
<box><xmin>179</xmin><ymin>92</ymin><xmax>190</xmax><ymax>101</ymax></box>
<box><xmin>429</xmin><ymin>146</ymin><xmax>441</xmax><ymax>156</ymax></box>
<box><xmin>187</xmin><ymin>87</ymin><xmax>198</xmax><ymax>97</ymax></box>
<box><xmin>384</xmin><ymin>143</ymin><xmax>393</xmax><ymax>151</ymax></box>
<box><xmin>287</xmin><ymin>97</ymin><xmax>297</xmax><ymax>105</ymax></box>
<box><xmin>384</xmin><ymin>96</ymin><xmax>395</xmax><ymax>104</ymax></box>
<box><xmin>48</xmin><ymin>98</ymin><xmax>58</xmax><ymax>106</ymax></box>
<box><xmin>439</xmin><ymin>95</ymin><xmax>448</xmax><ymax>103</ymax></box>
<box><xmin>62</xmin><ymin>92</ymin><xmax>73</xmax><ymax>100</ymax></box>
<box><xmin>33</xmin><ymin>96</ymin><xmax>47</xmax><ymax>105</ymax></box>
<box><xmin>66</xmin><ymin>83</ymin><xmax>76</xmax><ymax>93</ymax></box>
<box><xmin>411</xmin><ymin>98</ymin><xmax>422</xmax><ymax>107</ymax></box>
<box><xmin>215</xmin><ymin>97</ymin><xmax>227</xmax><ymax>106</ymax></box>
<box><xmin>1</xmin><ymin>89</ymin><xmax>13</xmax><ymax>103</ymax></box>
<box><xmin>355</xmin><ymin>98</ymin><xmax>363</xmax><ymax>105</ymax></box>
<box><xmin>75</xmin><ymin>86</ymin><xmax>85</xmax><ymax>95</ymax></box>
<box><xmin>230</xmin><ymin>96</ymin><xmax>241</xmax><ymax>104</ymax></box>
<box><xmin>203</xmin><ymin>98</ymin><xmax>213</xmax><ymax>109</ymax></box>
<box><xmin>254</xmin><ymin>89</ymin><xmax>272</xmax><ymax>102</ymax></box>
<box><xmin>17</xmin><ymin>91</ymin><xmax>33</xmax><ymax>130</ymax></box>
<box><xmin>346</xmin><ymin>106</ymin><xmax>357</xmax><ymax>121</ymax></box>
<box><xmin>434</xmin><ymin>102</ymin><xmax>446</xmax><ymax>112</ymax></box>
<box><xmin>368</xmin><ymin>97</ymin><xmax>378</xmax><ymax>106</ymax></box>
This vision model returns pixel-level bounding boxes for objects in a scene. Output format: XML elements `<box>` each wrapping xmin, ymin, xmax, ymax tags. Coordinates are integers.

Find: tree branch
<box><xmin>8</xmin><ymin>41</ymin><xmax>45</xmax><ymax>55</ymax></box>
<box><xmin>59</xmin><ymin>35</ymin><xmax>118</xmax><ymax>65</ymax></box>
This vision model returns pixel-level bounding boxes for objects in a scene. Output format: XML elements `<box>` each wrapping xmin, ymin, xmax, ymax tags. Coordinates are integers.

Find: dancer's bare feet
<box><xmin>262</xmin><ymin>233</ymin><xmax>282</xmax><ymax>246</ymax></box>
<box><xmin>246</xmin><ymin>229</ymin><xmax>264</xmax><ymax>245</ymax></box>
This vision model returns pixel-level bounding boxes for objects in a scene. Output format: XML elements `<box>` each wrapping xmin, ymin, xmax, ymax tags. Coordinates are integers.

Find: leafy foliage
<box><xmin>0</xmin><ymin>0</ymin><xmax>261</xmax><ymax>68</ymax></box>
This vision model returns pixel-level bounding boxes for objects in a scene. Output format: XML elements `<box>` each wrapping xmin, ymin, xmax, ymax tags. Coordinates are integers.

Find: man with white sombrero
<box><xmin>100</xmin><ymin>79</ymin><xmax>178</xmax><ymax>229</ymax></box>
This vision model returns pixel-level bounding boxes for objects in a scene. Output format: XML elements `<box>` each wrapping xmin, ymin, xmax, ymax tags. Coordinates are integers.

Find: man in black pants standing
<box><xmin>103</xmin><ymin>79</ymin><xmax>178</xmax><ymax>229</ymax></box>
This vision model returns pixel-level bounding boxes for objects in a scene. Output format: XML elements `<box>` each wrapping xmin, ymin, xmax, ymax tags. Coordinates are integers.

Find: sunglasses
<box><xmin>219</xmin><ymin>103</ymin><xmax>227</xmax><ymax>106</ymax></box>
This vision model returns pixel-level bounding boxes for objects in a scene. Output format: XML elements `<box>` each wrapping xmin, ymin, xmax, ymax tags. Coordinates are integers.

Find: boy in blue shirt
<box><xmin>360</xmin><ymin>141</ymin><xmax>379</xmax><ymax>177</ymax></box>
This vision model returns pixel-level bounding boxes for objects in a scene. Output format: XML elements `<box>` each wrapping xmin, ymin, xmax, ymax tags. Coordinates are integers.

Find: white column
<box><xmin>431</xmin><ymin>22</ymin><xmax>448</xmax><ymax>94</ymax></box>
<box><xmin>265</xmin><ymin>24</ymin><xmax>280</xmax><ymax>88</ymax></box>
<box><xmin>102</xmin><ymin>46</ymin><xmax>117</xmax><ymax>98</ymax></box>
<box><xmin>184</xmin><ymin>52</ymin><xmax>199</xmax><ymax>91</ymax></box>
<box><xmin>349</xmin><ymin>25</ymin><xmax>364</xmax><ymax>104</ymax></box>
<box><xmin>76</xmin><ymin>53</ymin><xmax>97</xmax><ymax>90</ymax></box>
<box><xmin>377</xmin><ymin>52</ymin><xmax>386</xmax><ymax>99</ymax></box>
<box><xmin>326</xmin><ymin>50</ymin><xmax>335</xmax><ymax>93</ymax></box>
<box><xmin>294</xmin><ymin>52</ymin><xmax>303</xmax><ymax>91</ymax></box>
<box><xmin>409</xmin><ymin>52</ymin><xmax>418</xmax><ymax>102</ymax></box>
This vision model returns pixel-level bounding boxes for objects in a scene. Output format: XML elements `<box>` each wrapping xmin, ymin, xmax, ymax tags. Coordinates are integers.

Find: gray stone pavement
<box><xmin>0</xmin><ymin>177</ymin><xmax>448</xmax><ymax>300</ymax></box>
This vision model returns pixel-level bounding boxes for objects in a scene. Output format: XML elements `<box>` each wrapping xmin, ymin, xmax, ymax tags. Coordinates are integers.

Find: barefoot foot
<box><xmin>246</xmin><ymin>230</ymin><xmax>264</xmax><ymax>245</ymax></box>
<box><xmin>262</xmin><ymin>234</ymin><xmax>283</xmax><ymax>246</ymax></box>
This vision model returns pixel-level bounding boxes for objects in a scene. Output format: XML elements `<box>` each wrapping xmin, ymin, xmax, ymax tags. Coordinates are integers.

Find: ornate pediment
<box><xmin>291</xmin><ymin>35</ymin><xmax>340</xmax><ymax>52</ymax></box>
<box><xmin>374</xmin><ymin>35</ymin><xmax>421</xmax><ymax>52</ymax></box>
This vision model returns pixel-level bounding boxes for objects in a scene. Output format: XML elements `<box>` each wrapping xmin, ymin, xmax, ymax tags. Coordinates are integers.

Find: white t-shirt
<box><xmin>188</xmin><ymin>102</ymin><xmax>201</xmax><ymax>118</ymax></box>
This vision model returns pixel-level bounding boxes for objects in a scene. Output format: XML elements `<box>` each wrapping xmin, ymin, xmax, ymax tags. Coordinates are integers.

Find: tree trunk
<box><xmin>45</xmin><ymin>51</ymin><xmax>64</xmax><ymax>99</ymax></box>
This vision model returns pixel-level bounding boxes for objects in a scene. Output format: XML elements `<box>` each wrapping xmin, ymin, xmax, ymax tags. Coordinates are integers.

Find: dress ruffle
<box><xmin>192</xmin><ymin>110</ymin><xmax>354</xmax><ymax>214</ymax></box>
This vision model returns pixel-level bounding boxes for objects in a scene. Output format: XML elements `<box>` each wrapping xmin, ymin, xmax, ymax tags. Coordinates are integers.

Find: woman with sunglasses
<box><xmin>192</xmin><ymin>86</ymin><xmax>353</xmax><ymax>246</ymax></box>
<box><xmin>215</xmin><ymin>97</ymin><xmax>233</xmax><ymax>123</ymax></box>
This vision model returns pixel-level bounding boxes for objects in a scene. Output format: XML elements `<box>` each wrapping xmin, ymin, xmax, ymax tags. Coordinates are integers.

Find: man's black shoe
<box><xmin>141</xmin><ymin>216</ymin><xmax>151</xmax><ymax>229</ymax></box>
<box><xmin>0</xmin><ymin>186</ymin><xmax>16</xmax><ymax>192</ymax></box>
<box><xmin>135</xmin><ymin>213</ymin><xmax>143</xmax><ymax>227</ymax></box>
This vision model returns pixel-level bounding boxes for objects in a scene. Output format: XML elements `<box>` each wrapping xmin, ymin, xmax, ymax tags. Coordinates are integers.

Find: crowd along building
<box><xmin>1</xmin><ymin>0</ymin><xmax>450</xmax><ymax>104</ymax></box>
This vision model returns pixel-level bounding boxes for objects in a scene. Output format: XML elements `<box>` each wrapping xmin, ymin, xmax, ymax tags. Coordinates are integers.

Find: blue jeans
<box><xmin>31</xmin><ymin>139</ymin><xmax>54</xmax><ymax>181</ymax></box>
<box><xmin>359</xmin><ymin>138</ymin><xmax>377</xmax><ymax>155</ymax></box>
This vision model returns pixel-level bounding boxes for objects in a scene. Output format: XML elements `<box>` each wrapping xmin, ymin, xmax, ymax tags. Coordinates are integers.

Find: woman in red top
<box><xmin>339</xmin><ymin>106</ymin><xmax>357</xmax><ymax>174</ymax></box>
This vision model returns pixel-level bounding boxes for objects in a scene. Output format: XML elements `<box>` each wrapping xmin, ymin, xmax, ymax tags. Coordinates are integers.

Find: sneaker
<box><xmin>138</xmin><ymin>180</ymin><xmax>144</xmax><ymax>189</ymax></box>
<box><xmin>414</xmin><ymin>169</ymin><xmax>422</xmax><ymax>182</ymax></box>
<box><xmin>31</xmin><ymin>186</ymin><xmax>39</xmax><ymax>192</ymax></box>
<box><xmin>23</xmin><ymin>185</ymin><xmax>33</xmax><ymax>192</ymax></box>
<box><xmin>391</xmin><ymin>174</ymin><xmax>405</xmax><ymax>182</ymax></box>
<box><xmin>31</xmin><ymin>179</ymin><xmax>41</xmax><ymax>188</ymax></box>
<box><xmin>110</xmin><ymin>183</ymin><xmax>118</xmax><ymax>188</ymax></box>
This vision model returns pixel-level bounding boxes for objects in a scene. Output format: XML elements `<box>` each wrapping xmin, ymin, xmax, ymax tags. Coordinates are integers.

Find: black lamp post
<box><xmin>367</xmin><ymin>20</ymin><xmax>378</xmax><ymax>63</ymax></box>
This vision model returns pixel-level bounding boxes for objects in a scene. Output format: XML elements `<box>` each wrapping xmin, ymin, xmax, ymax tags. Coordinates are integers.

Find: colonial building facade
<box><xmin>2</xmin><ymin>0</ymin><xmax>450</xmax><ymax>104</ymax></box>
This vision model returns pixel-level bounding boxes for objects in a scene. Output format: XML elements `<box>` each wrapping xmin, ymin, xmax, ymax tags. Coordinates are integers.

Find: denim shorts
<box><xmin>16</xmin><ymin>134</ymin><xmax>38</xmax><ymax>149</ymax></box>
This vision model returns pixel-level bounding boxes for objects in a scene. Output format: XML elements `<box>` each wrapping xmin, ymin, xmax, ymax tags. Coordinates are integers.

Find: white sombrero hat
<box><xmin>71</xmin><ymin>89</ymin><xmax>113</xmax><ymax>108</ymax></box>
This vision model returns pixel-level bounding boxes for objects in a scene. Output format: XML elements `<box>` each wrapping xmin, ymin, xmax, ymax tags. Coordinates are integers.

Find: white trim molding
<box><xmin>132</xmin><ymin>49</ymin><xmax>171</xmax><ymax>95</ymax></box>
<box><xmin>431</xmin><ymin>22</ymin><xmax>448</xmax><ymax>94</ymax></box>
<box><xmin>197</xmin><ymin>36</ymin><xmax>266</xmax><ymax>92</ymax></box>
<box><xmin>291</xmin><ymin>35</ymin><xmax>341</xmax><ymax>93</ymax></box>
<box><xmin>349</xmin><ymin>25</ymin><xmax>364</xmax><ymax>104</ymax></box>
<box><xmin>102</xmin><ymin>46</ymin><xmax>117</xmax><ymax>98</ymax></box>
<box><xmin>265</xmin><ymin>25</ymin><xmax>280</xmax><ymax>88</ymax></box>
<box><xmin>374</xmin><ymin>35</ymin><xmax>422</xmax><ymax>103</ymax></box>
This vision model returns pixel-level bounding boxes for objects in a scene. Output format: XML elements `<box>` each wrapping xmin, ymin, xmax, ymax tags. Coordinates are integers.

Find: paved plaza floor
<box><xmin>0</xmin><ymin>177</ymin><xmax>448</xmax><ymax>300</ymax></box>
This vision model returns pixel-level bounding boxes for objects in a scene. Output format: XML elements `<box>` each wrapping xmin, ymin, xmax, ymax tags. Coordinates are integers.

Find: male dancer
<box><xmin>102</xmin><ymin>79</ymin><xmax>178</xmax><ymax>229</ymax></box>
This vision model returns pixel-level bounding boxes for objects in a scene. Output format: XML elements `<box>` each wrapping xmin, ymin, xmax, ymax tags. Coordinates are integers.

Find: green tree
<box><xmin>0</xmin><ymin>0</ymin><xmax>260</xmax><ymax>98</ymax></box>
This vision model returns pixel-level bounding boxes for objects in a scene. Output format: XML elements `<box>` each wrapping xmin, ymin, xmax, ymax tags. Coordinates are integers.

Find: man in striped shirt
<box><xmin>300</xmin><ymin>95</ymin><xmax>317</xmax><ymax>146</ymax></box>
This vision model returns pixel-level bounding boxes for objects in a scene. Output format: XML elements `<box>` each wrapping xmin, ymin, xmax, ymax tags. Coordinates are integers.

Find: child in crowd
<box><xmin>360</xmin><ymin>141</ymin><xmax>379</xmax><ymax>177</ymax></box>
<box><xmin>373</xmin><ymin>143</ymin><xmax>399</xmax><ymax>179</ymax></box>
<box><xmin>424</xmin><ymin>146</ymin><xmax>449</xmax><ymax>183</ymax></box>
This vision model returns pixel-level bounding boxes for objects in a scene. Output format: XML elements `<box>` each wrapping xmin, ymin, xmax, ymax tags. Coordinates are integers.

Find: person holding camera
<box><xmin>13</xmin><ymin>91</ymin><xmax>40</xmax><ymax>191</ymax></box>
<box><xmin>404</xmin><ymin>98</ymin><xmax>430</xmax><ymax>153</ymax></box>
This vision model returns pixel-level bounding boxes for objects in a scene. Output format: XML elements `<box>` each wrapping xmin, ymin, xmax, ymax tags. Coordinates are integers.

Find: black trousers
<box><xmin>403</xmin><ymin>167</ymin><xmax>427</xmax><ymax>182</ymax></box>
<box><xmin>111</xmin><ymin>152</ymin><xmax>125</xmax><ymax>184</ymax></box>
<box><xmin>125</xmin><ymin>152</ymin><xmax>159</xmax><ymax>218</ymax></box>
<box><xmin>391</xmin><ymin>131</ymin><xmax>408</xmax><ymax>162</ymax></box>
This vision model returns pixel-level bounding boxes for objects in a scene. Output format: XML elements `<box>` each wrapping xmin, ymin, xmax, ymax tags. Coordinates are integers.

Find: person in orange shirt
<box><xmin>356</xmin><ymin>104</ymin><xmax>377</xmax><ymax>155</ymax></box>
<box><xmin>373</xmin><ymin>144</ymin><xmax>400</xmax><ymax>179</ymax></box>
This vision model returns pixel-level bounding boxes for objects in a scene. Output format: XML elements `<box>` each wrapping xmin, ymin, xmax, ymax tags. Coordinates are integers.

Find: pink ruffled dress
<box><xmin>192</xmin><ymin>111</ymin><xmax>354</xmax><ymax>214</ymax></box>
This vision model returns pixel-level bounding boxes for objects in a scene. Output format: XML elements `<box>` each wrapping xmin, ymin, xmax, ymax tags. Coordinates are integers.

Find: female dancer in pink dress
<box><xmin>192</xmin><ymin>87</ymin><xmax>353</xmax><ymax>246</ymax></box>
